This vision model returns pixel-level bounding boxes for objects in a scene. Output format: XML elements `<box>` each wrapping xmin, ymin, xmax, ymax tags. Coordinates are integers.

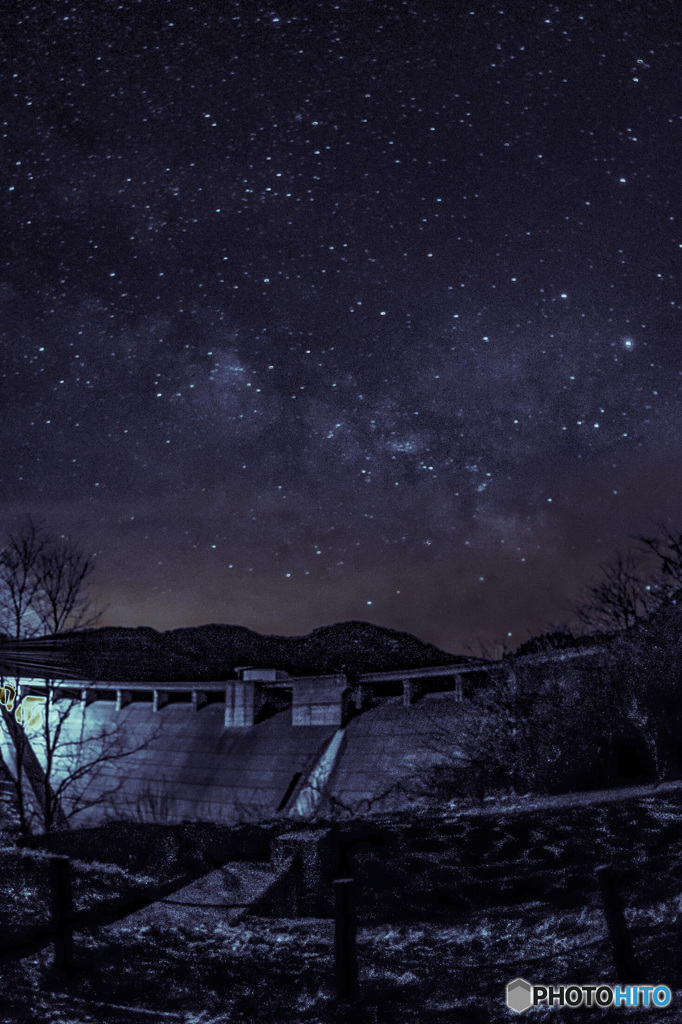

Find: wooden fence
<box><xmin>0</xmin><ymin>847</ymin><xmax>639</xmax><ymax>1004</ymax></box>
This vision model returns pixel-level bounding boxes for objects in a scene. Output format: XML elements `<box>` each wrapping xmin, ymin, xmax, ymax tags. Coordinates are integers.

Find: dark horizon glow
<box><xmin>2</xmin><ymin>2</ymin><xmax>681</xmax><ymax>655</ymax></box>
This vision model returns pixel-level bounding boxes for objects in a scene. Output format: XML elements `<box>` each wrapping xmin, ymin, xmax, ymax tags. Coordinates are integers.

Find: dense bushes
<box><xmin>461</xmin><ymin>616</ymin><xmax>682</xmax><ymax>797</ymax></box>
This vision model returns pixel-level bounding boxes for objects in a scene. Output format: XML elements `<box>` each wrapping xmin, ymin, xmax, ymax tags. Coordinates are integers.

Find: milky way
<box><xmin>1</xmin><ymin>1</ymin><xmax>681</xmax><ymax>652</ymax></box>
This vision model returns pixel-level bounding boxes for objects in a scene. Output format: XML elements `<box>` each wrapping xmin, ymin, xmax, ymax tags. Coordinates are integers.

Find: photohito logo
<box><xmin>506</xmin><ymin>978</ymin><xmax>672</xmax><ymax>1012</ymax></box>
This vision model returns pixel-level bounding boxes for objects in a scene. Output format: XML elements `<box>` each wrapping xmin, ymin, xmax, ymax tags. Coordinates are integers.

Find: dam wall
<box><xmin>16</xmin><ymin>693</ymin><xmax>472</xmax><ymax>827</ymax></box>
<box><xmin>29</xmin><ymin>699</ymin><xmax>337</xmax><ymax>826</ymax></box>
<box><xmin>6</xmin><ymin>667</ymin><xmax>478</xmax><ymax>827</ymax></box>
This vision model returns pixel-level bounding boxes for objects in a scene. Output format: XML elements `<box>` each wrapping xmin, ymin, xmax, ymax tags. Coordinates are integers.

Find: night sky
<box><xmin>2</xmin><ymin>1</ymin><xmax>681</xmax><ymax>654</ymax></box>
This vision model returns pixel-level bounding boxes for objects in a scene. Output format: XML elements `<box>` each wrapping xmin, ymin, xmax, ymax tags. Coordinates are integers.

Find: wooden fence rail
<box><xmin>0</xmin><ymin>854</ymin><xmax>233</xmax><ymax>971</ymax></box>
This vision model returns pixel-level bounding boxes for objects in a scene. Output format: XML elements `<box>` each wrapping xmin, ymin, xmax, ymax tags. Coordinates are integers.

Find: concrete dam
<box><xmin>0</xmin><ymin>629</ymin><xmax>608</xmax><ymax>828</ymax></box>
<box><xmin>0</xmin><ymin>662</ymin><xmax>480</xmax><ymax>827</ymax></box>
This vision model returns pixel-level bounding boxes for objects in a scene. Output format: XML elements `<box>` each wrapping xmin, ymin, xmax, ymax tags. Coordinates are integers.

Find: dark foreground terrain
<box><xmin>2</xmin><ymin>785</ymin><xmax>682</xmax><ymax>1023</ymax></box>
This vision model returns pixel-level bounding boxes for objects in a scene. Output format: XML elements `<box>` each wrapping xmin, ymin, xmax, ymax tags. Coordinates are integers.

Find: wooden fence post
<box><xmin>333</xmin><ymin>877</ymin><xmax>358</xmax><ymax>1002</ymax></box>
<box><xmin>595</xmin><ymin>863</ymin><xmax>636</xmax><ymax>984</ymax></box>
<box><xmin>49</xmin><ymin>854</ymin><xmax>74</xmax><ymax>976</ymax></box>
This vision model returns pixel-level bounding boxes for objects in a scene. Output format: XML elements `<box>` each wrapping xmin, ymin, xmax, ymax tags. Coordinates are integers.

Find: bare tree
<box><xmin>0</xmin><ymin>518</ymin><xmax>45</xmax><ymax>640</ymax></box>
<box><xmin>0</xmin><ymin>520</ymin><xmax>151</xmax><ymax>835</ymax></box>
<box><xmin>639</xmin><ymin>524</ymin><xmax>682</xmax><ymax>590</ymax></box>
<box><xmin>32</xmin><ymin>536</ymin><xmax>101</xmax><ymax>634</ymax></box>
<box><xmin>0</xmin><ymin>519</ymin><xmax>55</xmax><ymax>833</ymax></box>
<box><xmin>573</xmin><ymin>551</ymin><xmax>661</xmax><ymax>632</ymax></box>
<box><xmin>24</xmin><ymin>683</ymin><xmax>156</xmax><ymax>832</ymax></box>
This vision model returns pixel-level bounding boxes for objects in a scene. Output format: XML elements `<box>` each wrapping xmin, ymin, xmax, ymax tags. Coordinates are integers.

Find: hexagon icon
<box><xmin>507</xmin><ymin>978</ymin><xmax>532</xmax><ymax>1013</ymax></box>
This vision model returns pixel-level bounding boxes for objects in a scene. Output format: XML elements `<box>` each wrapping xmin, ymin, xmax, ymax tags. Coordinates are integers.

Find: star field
<box><xmin>2</xmin><ymin>1</ymin><xmax>681</xmax><ymax>652</ymax></box>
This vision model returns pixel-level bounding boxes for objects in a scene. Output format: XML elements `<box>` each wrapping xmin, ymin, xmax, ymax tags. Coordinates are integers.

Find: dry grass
<box><xmin>1</xmin><ymin>903</ymin><xmax>680</xmax><ymax>1023</ymax></box>
<box><xmin>2</xmin><ymin>788</ymin><xmax>682</xmax><ymax>1022</ymax></box>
